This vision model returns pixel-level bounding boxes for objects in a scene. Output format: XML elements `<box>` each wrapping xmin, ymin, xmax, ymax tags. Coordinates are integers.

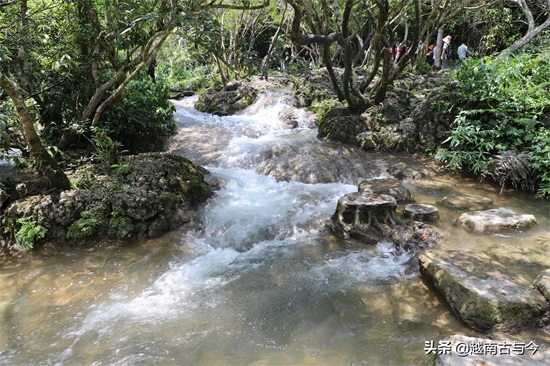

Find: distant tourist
<box><xmin>457</xmin><ymin>43</ymin><xmax>471</xmax><ymax>60</ymax></box>
<box><xmin>426</xmin><ymin>45</ymin><xmax>435</xmax><ymax>66</ymax></box>
<box><xmin>441</xmin><ymin>35</ymin><xmax>452</xmax><ymax>70</ymax></box>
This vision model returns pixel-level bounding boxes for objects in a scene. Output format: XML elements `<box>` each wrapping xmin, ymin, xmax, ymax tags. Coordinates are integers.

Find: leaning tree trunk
<box><xmin>373</xmin><ymin>46</ymin><xmax>393</xmax><ymax>104</ymax></box>
<box><xmin>0</xmin><ymin>73</ymin><xmax>72</xmax><ymax>190</ymax></box>
<box><xmin>499</xmin><ymin>0</ymin><xmax>550</xmax><ymax>57</ymax></box>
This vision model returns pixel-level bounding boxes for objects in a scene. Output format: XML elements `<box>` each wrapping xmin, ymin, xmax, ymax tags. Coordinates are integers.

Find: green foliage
<box><xmin>156</xmin><ymin>36</ymin><xmax>219</xmax><ymax>91</ymax></box>
<box><xmin>82</xmin><ymin>127</ymin><xmax>124</xmax><ymax>171</ymax></box>
<box><xmin>108</xmin><ymin>216</ymin><xmax>135</xmax><ymax>240</ymax></box>
<box><xmin>66</xmin><ymin>209</ymin><xmax>103</xmax><ymax>240</ymax></box>
<box><xmin>15</xmin><ymin>217</ymin><xmax>47</xmax><ymax>249</ymax></box>
<box><xmin>101</xmin><ymin>74</ymin><xmax>176</xmax><ymax>153</ymax></box>
<box><xmin>435</xmin><ymin>53</ymin><xmax>550</xmax><ymax>197</ymax></box>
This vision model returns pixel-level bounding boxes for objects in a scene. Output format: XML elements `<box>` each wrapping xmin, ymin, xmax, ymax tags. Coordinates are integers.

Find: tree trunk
<box><xmin>433</xmin><ymin>26</ymin><xmax>444</xmax><ymax>69</ymax></box>
<box><xmin>499</xmin><ymin>0</ymin><xmax>550</xmax><ymax>57</ymax></box>
<box><xmin>373</xmin><ymin>47</ymin><xmax>393</xmax><ymax>104</ymax></box>
<box><xmin>260</xmin><ymin>5</ymin><xmax>288</xmax><ymax>77</ymax></box>
<box><xmin>0</xmin><ymin>73</ymin><xmax>72</xmax><ymax>190</ymax></box>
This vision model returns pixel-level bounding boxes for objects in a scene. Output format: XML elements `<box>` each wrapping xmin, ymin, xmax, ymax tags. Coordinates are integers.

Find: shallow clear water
<box><xmin>1</xmin><ymin>91</ymin><xmax>549</xmax><ymax>365</ymax></box>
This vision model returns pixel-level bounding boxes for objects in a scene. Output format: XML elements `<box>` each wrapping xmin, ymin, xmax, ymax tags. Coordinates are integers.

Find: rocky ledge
<box><xmin>314</xmin><ymin>71</ymin><xmax>455</xmax><ymax>153</ymax></box>
<box><xmin>0</xmin><ymin>152</ymin><xmax>213</xmax><ymax>254</ymax></box>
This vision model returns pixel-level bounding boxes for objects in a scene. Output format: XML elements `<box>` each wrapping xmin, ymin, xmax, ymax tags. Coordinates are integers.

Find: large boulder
<box><xmin>195</xmin><ymin>82</ymin><xmax>258</xmax><ymax>116</ymax></box>
<box><xmin>331</xmin><ymin>192</ymin><xmax>398</xmax><ymax>243</ymax></box>
<box><xmin>1</xmin><ymin>153</ymin><xmax>213</xmax><ymax>253</ymax></box>
<box><xmin>317</xmin><ymin>107</ymin><xmax>368</xmax><ymax>146</ymax></box>
<box><xmin>419</xmin><ymin>250</ymin><xmax>549</xmax><ymax>333</ymax></box>
<box><xmin>454</xmin><ymin>208</ymin><xmax>537</xmax><ymax>233</ymax></box>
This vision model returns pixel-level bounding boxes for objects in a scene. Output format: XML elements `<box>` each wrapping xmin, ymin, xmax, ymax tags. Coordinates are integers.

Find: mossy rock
<box><xmin>195</xmin><ymin>84</ymin><xmax>258</xmax><ymax>116</ymax></box>
<box><xmin>1</xmin><ymin>152</ymin><xmax>214</xmax><ymax>254</ymax></box>
<box><xmin>419</xmin><ymin>250</ymin><xmax>549</xmax><ymax>333</ymax></box>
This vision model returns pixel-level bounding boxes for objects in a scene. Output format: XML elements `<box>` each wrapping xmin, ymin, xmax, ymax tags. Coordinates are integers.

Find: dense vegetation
<box><xmin>1</xmin><ymin>0</ymin><xmax>550</xmax><ymax>198</ymax></box>
<box><xmin>435</xmin><ymin>53</ymin><xmax>550</xmax><ymax>197</ymax></box>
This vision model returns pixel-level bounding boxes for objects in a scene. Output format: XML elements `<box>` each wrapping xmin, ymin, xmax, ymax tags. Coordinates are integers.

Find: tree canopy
<box><xmin>1</xmin><ymin>0</ymin><xmax>549</xmax><ymax>190</ymax></box>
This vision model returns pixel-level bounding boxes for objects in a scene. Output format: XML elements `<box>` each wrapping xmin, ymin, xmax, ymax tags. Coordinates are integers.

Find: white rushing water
<box><xmin>41</xmin><ymin>90</ymin><xmax>423</xmax><ymax>365</ymax></box>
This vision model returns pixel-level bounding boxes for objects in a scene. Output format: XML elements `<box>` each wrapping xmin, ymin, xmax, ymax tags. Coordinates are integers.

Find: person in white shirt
<box><xmin>457</xmin><ymin>43</ymin><xmax>470</xmax><ymax>59</ymax></box>
<box><xmin>441</xmin><ymin>35</ymin><xmax>452</xmax><ymax>69</ymax></box>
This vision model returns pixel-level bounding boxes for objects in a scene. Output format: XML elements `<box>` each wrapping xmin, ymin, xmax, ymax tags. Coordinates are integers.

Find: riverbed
<box><xmin>1</xmin><ymin>90</ymin><xmax>549</xmax><ymax>365</ymax></box>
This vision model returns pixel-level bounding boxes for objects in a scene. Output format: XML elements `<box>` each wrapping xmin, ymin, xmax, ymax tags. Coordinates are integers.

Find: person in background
<box><xmin>148</xmin><ymin>59</ymin><xmax>157</xmax><ymax>83</ymax></box>
<box><xmin>457</xmin><ymin>43</ymin><xmax>471</xmax><ymax>60</ymax></box>
<box><xmin>414</xmin><ymin>41</ymin><xmax>423</xmax><ymax>61</ymax></box>
<box><xmin>441</xmin><ymin>35</ymin><xmax>452</xmax><ymax>70</ymax></box>
<box><xmin>426</xmin><ymin>45</ymin><xmax>435</xmax><ymax>66</ymax></box>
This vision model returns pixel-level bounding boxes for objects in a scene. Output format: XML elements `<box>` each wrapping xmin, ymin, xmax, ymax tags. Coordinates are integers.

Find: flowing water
<box><xmin>1</xmin><ymin>88</ymin><xmax>550</xmax><ymax>365</ymax></box>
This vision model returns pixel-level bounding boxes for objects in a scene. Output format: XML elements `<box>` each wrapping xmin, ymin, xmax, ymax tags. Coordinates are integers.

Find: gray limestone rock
<box><xmin>403</xmin><ymin>203</ymin><xmax>439</xmax><ymax>222</ymax></box>
<box><xmin>419</xmin><ymin>250</ymin><xmax>549</xmax><ymax>333</ymax></box>
<box><xmin>331</xmin><ymin>192</ymin><xmax>397</xmax><ymax>244</ymax></box>
<box><xmin>533</xmin><ymin>269</ymin><xmax>550</xmax><ymax>303</ymax></box>
<box><xmin>454</xmin><ymin>208</ymin><xmax>537</xmax><ymax>233</ymax></box>
<box><xmin>358</xmin><ymin>178</ymin><xmax>414</xmax><ymax>203</ymax></box>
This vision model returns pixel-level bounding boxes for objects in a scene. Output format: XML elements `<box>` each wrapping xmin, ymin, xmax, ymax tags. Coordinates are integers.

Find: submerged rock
<box><xmin>454</xmin><ymin>208</ymin><xmax>537</xmax><ymax>233</ymax></box>
<box><xmin>437</xmin><ymin>193</ymin><xmax>493</xmax><ymax>211</ymax></box>
<box><xmin>419</xmin><ymin>250</ymin><xmax>549</xmax><ymax>333</ymax></box>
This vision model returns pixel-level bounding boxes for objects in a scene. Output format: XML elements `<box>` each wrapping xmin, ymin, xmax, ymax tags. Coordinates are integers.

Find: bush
<box><xmin>66</xmin><ymin>209</ymin><xmax>104</xmax><ymax>240</ymax></box>
<box><xmin>15</xmin><ymin>217</ymin><xmax>47</xmax><ymax>249</ymax></box>
<box><xmin>101</xmin><ymin>73</ymin><xmax>176</xmax><ymax>153</ymax></box>
<box><xmin>435</xmin><ymin>53</ymin><xmax>550</xmax><ymax>198</ymax></box>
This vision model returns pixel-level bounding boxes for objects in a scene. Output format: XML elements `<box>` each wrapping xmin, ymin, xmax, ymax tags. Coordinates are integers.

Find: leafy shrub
<box><xmin>435</xmin><ymin>53</ymin><xmax>550</xmax><ymax>197</ymax></box>
<box><xmin>15</xmin><ymin>217</ymin><xmax>47</xmax><ymax>249</ymax></box>
<box><xmin>101</xmin><ymin>73</ymin><xmax>176</xmax><ymax>153</ymax></box>
<box><xmin>66</xmin><ymin>209</ymin><xmax>103</xmax><ymax>240</ymax></box>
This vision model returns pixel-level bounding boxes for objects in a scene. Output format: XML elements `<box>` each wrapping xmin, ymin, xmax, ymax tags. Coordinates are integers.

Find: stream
<box><xmin>1</xmin><ymin>88</ymin><xmax>549</xmax><ymax>365</ymax></box>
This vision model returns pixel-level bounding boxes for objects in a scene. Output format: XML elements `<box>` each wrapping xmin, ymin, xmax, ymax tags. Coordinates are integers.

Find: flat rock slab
<box><xmin>419</xmin><ymin>250</ymin><xmax>549</xmax><ymax>333</ymax></box>
<box><xmin>437</xmin><ymin>194</ymin><xmax>493</xmax><ymax>211</ymax></box>
<box><xmin>358</xmin><ymin>178</ymin><xmax>414</xmax><ymax>203</ymax></box>
<box><xmin>455</xmin><ymin>208</ymin><xmax>537</xmax><ymax>233</ymax></box>
<box><xmin>434</xmin><ymin>335</ymin><xmax>550</xmax><ymax>365</ymax></box>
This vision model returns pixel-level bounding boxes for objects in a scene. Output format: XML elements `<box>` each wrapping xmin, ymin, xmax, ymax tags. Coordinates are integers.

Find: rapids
<box><xmin>1</xmin><ymin>87</ymin><xmax>549</xmax><ymax>365</ymax></box>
